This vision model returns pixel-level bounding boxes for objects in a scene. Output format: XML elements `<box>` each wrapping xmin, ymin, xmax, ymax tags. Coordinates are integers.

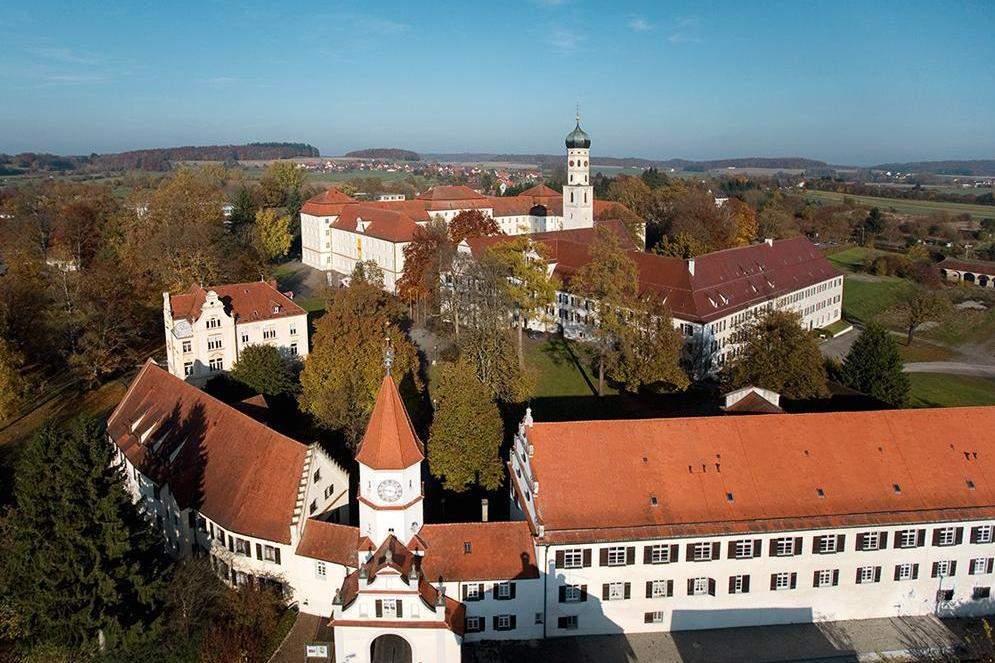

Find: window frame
<box><xmin>605</xmin><ymin>546</ymin><xmax>627</xmax><ymax>566</ymax></box>
<box><xmin>562</xmin><ymin>548</ymin><xmax>584</xmax><ymax>569</ymax></box>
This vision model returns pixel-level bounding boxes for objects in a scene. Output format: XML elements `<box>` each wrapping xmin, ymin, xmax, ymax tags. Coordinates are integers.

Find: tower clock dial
<box><xmin>377</xmin><ymin>479</ymin><xmax>403</xmax><ymax>503</ymax></box>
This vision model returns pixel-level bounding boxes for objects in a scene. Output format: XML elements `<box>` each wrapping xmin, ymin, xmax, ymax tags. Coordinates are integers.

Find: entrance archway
<box><xmin>370</xmin><ymin>634</ymin><xmax>412</xmax><ymax>663</ymax></box>
<box><xmin>980</xmin><ymin>274</ymin><xmax>990</xmax><ymax>287</ymax></box>
<box><xmin>964</xmin><ymin>272</ymin><xmax>976</xmax><ymax>284</ymax></box>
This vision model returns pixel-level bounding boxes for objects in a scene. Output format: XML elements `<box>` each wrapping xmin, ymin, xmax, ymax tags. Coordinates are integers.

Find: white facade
<box><xmin>562</xmin><ymin>144</ymin><xmax>593</xmax><ymax>230</ymax></box>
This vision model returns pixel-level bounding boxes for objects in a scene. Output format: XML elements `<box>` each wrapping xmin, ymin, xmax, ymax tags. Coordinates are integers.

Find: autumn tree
<box><xmin>259</xmin><ymin>161</ymin><xmax>306</xmax><ymax>209</ymax></box>
<box><xmin>841</xmin><ymin>322</ymin><xmax>910</xmax><ymax>407</ymax></box>
<box><xmin>448</xmin><ymin>209</ymin><xmax>501</xmax><ymax>244</ymax></box>
<box><xmin>726</xmin><ymin>198</ymin><xmax>759</xmax><ymax>246</ymax></box>
<box><xmin>397</xmin><ymin>219</ymin><xmax>451</xmax><ymax>321</ymax></box>
<box><xmin>299</xmin><ymin>281</ymin><xmax>420</xmax><ymax>445</ymax></box>
<box><xmin>665</xmin><ymin>188</ymin><xmax>738</xmax><ymax>251</ymax></box>
<box><xmin>231</xmin><ymin>344</ymin><xmax>300</xmax><ymax>396</ymax></box>
<box><xmin>428</xmin><ymin>360</ymin><xmax>504</xmax><ymax>492</ymax></box>
<box><xmin>253</xmin><ymin>208</ymin><xmax>292</xmax><ymax>261</ymax></box>
<box><xmin>655</xmin><ymin>232</ymin><xmax>709</xmax><ymax>258</ymax></box>
<box><xmin>893</xmin><ymin>285</ymin><xmax>950</xmax><ymax>345</ymax></box>
<box><xmin>487</xmin><ymin>237</ymin><xmax>558</xmax><ymax>369</ymax></box>
<box><xmin>757</xmin><ymin>205</ymin><xmax>798</xmax><ymax>240</ymax></box>
<box><xmin>730</xmin><ymin>309</ymin><xmax>829</xmax><ymax>399</ymax></box>
<box><xmin>606</xmin><ymin>175</ymin><xmax>652</xmax><ymax>219</ymax></box>
<box><xmin>609</xmin><ymin>297</ymin><xmax>690</xmax><ymax>393</ymax></box>
<box><xmin>572</xmin><ymin>226</ymin><xmax>638</xmax><ymax>395</ymax></box>
<box><xmin>0</xmin><ymin>338</ymin><xmax>26</xmax><ymax>423</ymax></box>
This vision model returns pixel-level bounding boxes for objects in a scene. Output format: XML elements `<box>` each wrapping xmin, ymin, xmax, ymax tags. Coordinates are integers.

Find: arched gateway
<box><xmin>370</xmin><ymin>634</ymin><xmax>412</xmax><ymax>663</ymax></box>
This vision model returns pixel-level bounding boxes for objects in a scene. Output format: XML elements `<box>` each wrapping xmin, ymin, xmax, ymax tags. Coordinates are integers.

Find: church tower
<box><xmin>562</xmin><ymin>110</ymin><xmax>594</xmax><ymax>230</ymax></box>
<box><xmin>355</xmin><ymin>373</ymin><xmax>425</xmax><ymax>547</ymax></box>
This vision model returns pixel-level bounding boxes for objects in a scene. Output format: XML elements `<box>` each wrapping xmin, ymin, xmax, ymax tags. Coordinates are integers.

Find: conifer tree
<box><xmin>0</xmin><ymin>418</ymin><xmax>167</xmax><ymax>653</ymax></box>
<box><xmin>428</xmin><ymin>360</ymin><xmax>504</xmax><ymax>492</ymax></box>
<box><xmin>841</xmin><ymin>322</ymin><xmax>910</xmax><ymax>407</ymax></box>
<box><xmin>230</xmin><ymin>344</ymin><xmax>299</xmax><ymax>396</ymax></box>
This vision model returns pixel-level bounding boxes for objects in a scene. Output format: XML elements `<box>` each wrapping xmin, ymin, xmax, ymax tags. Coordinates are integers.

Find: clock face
<box><xmin>377</xmin><ymin>479</ymin><xmax>403</xmax><ymax>503</ymax></box>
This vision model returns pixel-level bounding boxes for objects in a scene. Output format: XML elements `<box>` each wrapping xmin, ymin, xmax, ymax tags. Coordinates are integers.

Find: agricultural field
<box><xmin>804</xmin><ymin>188</ymin><xmax>995</xmax><ymax>220</ymax></box>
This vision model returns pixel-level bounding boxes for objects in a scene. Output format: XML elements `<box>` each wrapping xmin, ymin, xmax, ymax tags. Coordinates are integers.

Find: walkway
<box><xmin>903</xmin><ymin>362</ymin><xmax>995</xmax><ymax>378</ymax></box>
<box><xmin>464</xmin><ymin>615</ymin><xmax>962</xmax><ymax>663</ymax></box>
<box><xmin>269</xmin><ymin>612</ymin><xmax>333</xmax><ymax>663</ymax></box>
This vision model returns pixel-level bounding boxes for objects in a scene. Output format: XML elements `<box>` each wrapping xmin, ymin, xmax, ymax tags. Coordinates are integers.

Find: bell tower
<box><xmin>562</xmin><ymin>107</ymin><xmax>594</xmax><ymax>230</ymax></box>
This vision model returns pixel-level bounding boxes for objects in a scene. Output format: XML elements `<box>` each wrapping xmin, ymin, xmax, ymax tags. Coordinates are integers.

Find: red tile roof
<box><xmin>296</xmin><ymin>520</ymin><xmax>360</xmax><ymax>566</ymax></box>
<box><xmin>300</xmin><ymin>188</ymin><xmax>358</xmax><ymax>216</ymax></box>
<box><xmin>938</xmin><ymin>256</ymin><xmax>995</xmax><ymax>274</ymax></box>
<box><xmin>169</xmin><ymin>281</ymin><xmax>305</xmax><ymax>324</ymax></box>
<box><xmin>355</xmin><ymin>375</ymin><xmax>425</xmax><ymax>470</ymax></box>
<box><xmin>107</xmin><ymin>361</ymin><xmax>307</xmax><ymax>543</ymax></box>
<box><xmin>523</xmin><ymin>406</ymin><xmax>995</xmax><ymax>544</ymax></box>
<box><xmin>517</xmin><ymin>183</ymin><xmax>561</xmax><ymax>199</ymax></box>
<box><xmin>333</xmin><ymin>205</ymin><xmax>422</xmax><ymax>243</ymax></box>
<box><xmin>415</xmin><ymin>522</ymin><xmax>539</xmax><ymax>582</ymax></box>
<box><xmin>416</xmin><ymin>185</ymin><xmax>488</xmax><ymax>202</ymax></box>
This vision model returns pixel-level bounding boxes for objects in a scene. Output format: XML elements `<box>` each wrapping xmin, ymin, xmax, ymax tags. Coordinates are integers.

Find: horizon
<box><xmin>1</xmin><ymin>1</ymin><xmax>993</xmax><ymax>166</ymax></box>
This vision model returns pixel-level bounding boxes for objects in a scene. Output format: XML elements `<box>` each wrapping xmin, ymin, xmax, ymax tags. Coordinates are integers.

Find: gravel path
<box><xmin>903</xmin><ymin>362</ymin><xmax>995</xmax><ymax>377</ymax></box>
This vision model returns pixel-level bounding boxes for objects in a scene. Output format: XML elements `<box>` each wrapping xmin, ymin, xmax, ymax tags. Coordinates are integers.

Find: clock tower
<box><xmin>355</xmin><ymin>373</ymin><xmax>425</xmax><ymax>547</ymax></box>
<box><xmin>562</xmin><ymin>109</ymin><xmax>594</xmax><ymax>231</ymax></box>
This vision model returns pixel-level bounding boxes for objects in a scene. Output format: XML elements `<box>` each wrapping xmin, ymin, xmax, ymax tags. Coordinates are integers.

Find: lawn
<box><xmin>909</xmin><ymin>373</ymin><xmax>995</xmax><ymax>408</ymax></box>
<box><xmin>895</xmin><ymin>338</ymin><xmax>955</xmax><ymax>363</ymax></box>
<box><xmin>526</xmin><ymin>336</ymin><xmax>610</xmax><ymax>398</ymax></box>
<box><xmin>826</xmin><ymin>246</ymin><xmax>888</xmax><ymax>272</ymax></box>
<box><xmin>840</xmin><ymin>275</ymin><xmax>908</xmax><ymax>324</ymax></box>
<box><xmin>804</xmin><ymin>189</ymin><xmax>995</xmax><ymax>220</ymax></box>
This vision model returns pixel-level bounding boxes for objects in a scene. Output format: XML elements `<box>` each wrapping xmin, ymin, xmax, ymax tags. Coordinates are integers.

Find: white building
<box><xmin>463</xmin><ymin>234</ymin><xmax>844</xmax><ymax>368</ymax></box>
<box><xmin>299</xmin><ymin>117</ymin><xmax>634</xmax><ymax>292</ymax></box>
<box><xmin>163</xmin><ymin>280</ymin><xmax>309</xmax><ymax>382</ymax></box>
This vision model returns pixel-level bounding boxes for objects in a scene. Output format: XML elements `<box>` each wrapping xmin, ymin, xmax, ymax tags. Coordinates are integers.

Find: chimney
<box><xmin>765</xmin><ymin>238</ymin><xmax>774</xmax><ymax>247</ymax></box>
<box><xmin>687</xmin><ymin>258</ymin><xmax>695</xmax><ymax>277</ymax></box>
<box><xmin>481</xmin><ymin>498</ymin><xmax>489</xmax><ymax>522</ymax></box>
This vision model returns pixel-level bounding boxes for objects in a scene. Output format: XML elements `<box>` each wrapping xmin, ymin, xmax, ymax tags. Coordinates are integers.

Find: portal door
<box><xmin>370</xmin><ymin>634</ymin><xmax>412</xmax><ymax>663</ymax></box>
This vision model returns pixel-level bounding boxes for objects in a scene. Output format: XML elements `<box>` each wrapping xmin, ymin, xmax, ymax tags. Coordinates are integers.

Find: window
<box><xmin>605</xmin><ymin>582</ymin><xmax>628</xmax><ymax>601</ymax></box>
<box><xmin>309</xmin><ymin>499</ymin><xmax>317</xmax><ymax>514</ymax></box>
<box><xmin>263</xmin><ymin>327</ymin><xmax>276</xmax><ymax>340</ymax></box>
<box><xmin>465</xmin><ymin>616</ymin><xmax>482</xmax><ymax>633</ymax></box>
<box><xmin>558</xmin><ymin>615</ymin><xmax>578</xmax><ymax>630</ymax></box>
<box><xmin>496</xmin><ymin>582</ymin><xmax>513</xmax><ymax>599</ymax></box>
<box><xmin>937</xmin><ymin>589</ymin><xmax>954</xmax><ymax>602</ymax></box>
<box><xmin>692</xmin><ymin>542</ymin><xmax>713</xmax><ymax>561</ymax></box>
<box><xmin>562</xmin><ymin>549</ymin><xmax>584</xmax><ymax>569</ymax></box>
<box><xmin>773</xmin><ymin>537</ymin><xmax>797</xmax><ymax>556</ymax></box>
<box><xmin>649</xmin><ymin>580</ymin><xmax>671</xmax><ymax>598</ymax></box>
<box><xmin>207</xmin><ymin>335</ymin><xmax>222</xmax><ymax>351</ymax></box>
<box><xmin>971</xmin><ymin>558</ymin><xmax>993</xmax><ymax>575</ymax></box>
<box><xmin>465</xmin><ymin>584</ymin><xmax>480</xmax><ymax>600</ymax></box>
<box><xmin>729</xmin><ymin>574</ymin><xmax>750</xmax><ymax>594</ymax></box>
<box><xmin>315</xmin><ymin>561</ymin><xmax>327</xmax><ymax>578</ymax></box>
<box><xmin>895</xmin><ymin>563</ymin><xmax>917</xmax><ymax>581</ymax></box>
<box><xmin>689</xmin><ymin>577</ymin><xmax>713</xmax><ymax>596</ymax></box>
<box><xmin>241</xmin><ymin>333</ymin><xmax>249</xmax><ymax>344</ymax></box>
<box><xmin>897</xmin><ymin>529</ymin><xmax>920</xmax><ymax>549</ymax></box>
<box><xmin>313</xmin><ymin>469</ymin><xmax>321</xmax><ymax>483</ymax></box>
<box><xmin>234</xmin><ymin>538</ymin><xmax>250</xmax><ymax>556</ymax></box>
<box><xmin>606</xmin><ymin>546</ymin><xmax>627</xmax><ymax>566</ymax></box>
<box><xmin>289</xmin><ymin>342</ymin><xmax>298</xmax><ymax>356</ymax></box>
<box><xmin>933</xmin><ymin>560</ymin><xmax>956</xmax><ymax>578</ymax></box>
<box><xmin>973</xmin><ymin>587</ymin><xmax>991</xmax><ymax>600</ymax></box>
<box><xmin>323</xmin><ymin>485</ymin><xmax>334</xmax><ymax>499</ymax></box>
<box><xmin>648</xmin><ymin>544</ymin><xmax>672</xmax><ymax>564</ymax></box>
<box><xmin>208</xmin><ymin>357</ymin><xmax>223</xmax><ymax>371</ymax></box>
<box><xmin>206</xmin><ymin>317</ymin><xmax>220</xmax><ymax>329</ymax></box>
<box><xmin>381</xmin><ymin>599</ymin><xmax>397</xmax><ymax>618</ymax></box>
<box><xmin>817</xmin><ymin>535</ymin><xmax>838</xmax><ymax>554</ymax></box>
<box><xmin>934</xmin><ymin>527</ymin><xmax>958</xmax><ymax>546</ymax></box>
<box><xmin>814</xmin><ymin>569</ymin><xmax>838</xmax><ymax>588</ymax></box>
<box><xmin>495</xmin><ymin>614</ymin><xmax>514</xmax><ymax>631</ymax></box>
<box><xmin>181</xmin><ymin>341</ymin><xmax>191</xmax><ymax>353</ymax></box>
<box><xmin>771</xmin><ymin>572</ymin><xmax>795</xmax><ymax>591</ymax></box>
<box><xmin>183</xmin><ymin>362</ymin><xmax>193</xmax><ymax>376</ymax></box>
<box><xmin>290</xmin><ymin>325</ymin><xmax>297</xmax><ymax>336</ymax></box>
<box><xmin>857</xmin><ymin>566</ymin><xmax>880</xmax><ymax>584</ymax></box>
<box><xmin>535</xmin><ymin>613</ymin><xmax>543</xmax><ymax>625</ymax></box>
<box><xmin>973</xmin><ymin>525</ymin><xmax>994</xmax><ymax>544</ymax></box>
<box><xmin>562</xmin><ymin>585</ymin><xmax>583</xmax><ymax>603</ymax></box>
<box><xmin>733</xmin><ymin>540</ymin><xmax>755</xmax><ymax>559</ymax></box>
<box><xmin>645</xmin><ymin>611</ymin><xmax>666</xmax><ymax>624</ymax></box>
<box><xmin>234</xmin><ymin>571</ymin><xmax>249</xmax><ymax>587</ymax></box>
<box><xmin>263</xmin><ymin>545</ymin><xmax>279</xmax><ymax>563</ymax></box>
<box><xmin>858</xmin><ymin>532</ymin><xmax>882</xmax><ymax>551</ymax></box>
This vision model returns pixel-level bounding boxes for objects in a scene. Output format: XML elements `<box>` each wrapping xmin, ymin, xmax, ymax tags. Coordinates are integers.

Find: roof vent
<box><xmin>816</xmin><ymin>488</ymin><xmax>825</xmax><ymax>498</ymax></box>
<box><xmin>463</xmin><ymin>542</ymin><xmax>472</xmax><ymax>554</ymax></box>
<box><xmin>967</xmin><ymin>480</ymin><xmax>976</xmax><ymax>490</ymax></box>
<box><xmin>687</xmin><ymin>258</ymin><xmax>695</xmax><ymax>277</ymax></box>
<box><xmin>893</xmin><ymin>483</ymin><xmax>902</xmax><ymax>494</ymax></box>
<box><xmin>650</xmin><ymin>495</ymin><xmax>658</xmax><ymax>506</ymax></box>
<box><xmin>765</xmin><ymin>238</ymin><xmax>774</xmax><ymax>247</ymax></box>
<box><xmin>726</xmin><ymin>492</ymin><xmax>734</xmax><ymax>502</ymax></box>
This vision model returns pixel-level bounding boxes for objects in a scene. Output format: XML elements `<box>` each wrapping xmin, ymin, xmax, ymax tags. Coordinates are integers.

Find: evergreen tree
<box><xmin>228</xmin><ymin>186</ymin><xmax>257</xmax><ymax>227</ymax></box>
<box><xmin>841</xmin><ymin>323</ymin><xmax>910</xmax><ymax>407</ymax></box>
<box><xmin>0</xmin><ymin>418</ymin><xmax>167</xmax><ymax>654</ymax></box>
<box><xmin>730</xmin><ymin>309</ymin><xmax>829</xmax><ymax>399</ymax></box>
<box><xmin>230</xmin><ymin>344</ymin><xmax>300</xmax><ymax>396</ymax></box>
<box><xmin>428</xmin><ymin>360</ymin><xmax>504</xmax><ymax>492</ymax></box>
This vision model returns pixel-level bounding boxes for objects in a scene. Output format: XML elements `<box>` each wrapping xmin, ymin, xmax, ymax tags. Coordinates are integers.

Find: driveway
<box><xmin>903</xmin><ymin>362</ymin><xmax>995</xmax><ymax>378</ymax></box>
<box><xmin>819</xmin><ymin>327</ymin><xmax>860</xmax><ymax>360</ymax></box>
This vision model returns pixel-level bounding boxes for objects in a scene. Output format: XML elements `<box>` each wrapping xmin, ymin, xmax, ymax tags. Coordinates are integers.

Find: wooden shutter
<box><xmin>836</xmin><ymin>534</ymin><xmax>845</xmax><ymax>551</ymax></box>
<box><xmin>753</xmin><ymin>539</ymin><xmax>761</xmax><ymax>558</ymax></box>
<box><xmin>742</xmin><ymin>575</ymin><xmax>750</xmax><ymax>593</ymax></box>
<box><xmin>832</xmin><ymin>570</ymin><xmax>839</xmax><ymax>586</ymax></box>
<box><xmin>396</xmin><ymin>601</ymin><xmax>403</xmax><ymax>618</ymax></box>
<box><xmin>856</xmin><ymin>533</ymin><xmax>866</xmax><ymax>551</ymax></box>
<box><xmin>768</xmin><ymin>539</ymin><xmax>777</xmax><ymax>556</ymax></box>
<box><xmin>626</xmin><ymin>547</ymin><xmax>635</xmax><ymax>565</ymax></box>
<box><xmin>874</xmin><ymin>566</ymin><xmax>882</xmax><ymax>582</ymax></box>
<box><xmin>670</xmin><ymin>544</ymin><xmax>679</xmax><ymax>562</ymax></box>
<box><xmin>793</xmin><ymin>537</ymin><xmax>803</xmax><ymax>555</ymax></box>
<box><xmin>559</xmin><ymin>586</ymin><xmax>566</xmax><ymax>603</ymax></box>
<box><xmin>687</xmin><ymin>578</ymin><xmax>694</xmax><ymax>595</ymax></box>
<box><xmin>931</xmin><ymin>562</ymin><xmax>939</xmax><ymax>578</ymax></box>
<box><xmin>582</xmin><ymin>549</ymin><xmax>592</xmax><ymax>567</ymax></box>
<box><xmin>510</xmin><ymin>615</ymin><xmax>516</xmax><ymax>630</ymax></box>
<box><xmin>790</xmin><ymin>573</ymin><xmax>797</xmax><ymax>589</ymax></box>
<box><xmin>813</xmin><ymin>570</ymin><xmax>821</xmax><ymax>587</ymax></box>
<box><xmin>555</xmin><ymin>550</ymin><xmax>565</xmax><ymax>567</ymax></box>
<box><xmin>255</xmin><ymin>543</ymin><xmax>263</xmax><ymax>560</ymax></box>
<box><xmin>666</xmin><ymin>580</ymin><xmax>673</xmax><ymax>596</ymax></box>
<box><xmin>855</xmin><ymin>568</ymin><xmax>862</xmax><ymax>583</ymax></box>
<box><xmin>375</xmin><ymin>600</ymin><xmax>383</xmax><ymax>618</ymax></box>
<box><xmin>988</xmin><ymin>558</ymin><xmax>994</xmax><ymax>574</ymax></box>
<box><xmin>971</xmin><ymin>527</ymin><xmax>981</xmax><ymax>544</ymax></box>
<box><xmin>509</xmin><ymin>582</ymin><xmax>516</xmax><ymax>599</ymax></box>
<box><xmin>707</xmin><ymin>578</ymin><xmax>715</xmax><ymax>596</ymax></box>
<box><xmin>602</xmin><ymin>584</ymin><xmax>610</xmax><ymax>601</ymax></box>
<box><xmin>916</xmin><ymin>529</ymin><xmax>926</xmax><ymax>547</ymax></box>
<box><xmin>932</xmin><ymin>529</ymin><xmax>942</xmax><ymax>546</ymax></box>
<box><xmin>686</xmin><ymin>543</ymin><xmax>696</xmax><ymax>561</ymax></box>
<box><xmin>647</xmin><ymin>581</ymin><xmax>654</xmax><ymax>598</ymax></box>
<box><xmin>624</xmin><ymin>582</ymin><xmax>631</xmax><ymax>599</ymax></box>
<box><xmin>950</xmin><ymin>561</ymin><xmax>958</xmax><ymax>577</ymax></box>
<box><xmin>493</xmin><ymin>616</ymin><xmax>499</xmax><ymax>631</ymax></box>
<box><xmin>580</xmin><ymin>585</ymin><xmax>587</xmax><ymax>602</ymax></box>
<box><xmin>711</xmin><ymin>541</ymin><xmax>721</xmax><ymax>560</ymax></box>
<box><xmin>644</xmin><ymin>546</ymin><xmax>653</xmax><ymax>564</ymax></box>
<box><xmin>599</xmin><ymin>549</ymin><xmax>609</xmax><ymax>566</ymax></box>
<box><xmin>274</xmin><ymin>548</ymin><xmax>281</xmax><ymax>565</ymax></box>
<box><xmin>730</xmin><ymin>576</ymin><xmax>738</xmax><ymax>593</ymax></box>
<box><xmin>728</xmin><ymin>541</ymin><xmax>737</xmax><ymax>558</ymax></box>
<box><xmin>955</xmin><ymin>527</ymin><xmax>964</xmax><ymax>545</ymax></box>
<box><xmin>770</xmin><ymin>574</ymin><xmax>777</xmax><ymax>590</ymax></box>
<box><xmin>558</xmin><ymin>617</ymin><xmax>567</xmax><ymax>629</ymax></box>
<box><xmin>644</xmin><ymin>612</ymin><xmax>653</xmax><ymax>624</ymax></box>
<box><xmin>880</xmin><ymin>531</ymin><xmax>889</xmax><ymax>549</ymax></box>
<box><xmin>894</xmin><ymin>565</ymin><xmax>901</xmax><ymax>581</ymax></box>
<box><xmin>912</xmin><ymin>564</ymin><xmax>919</xmax><ymax>580</ymax></box>
<box><xmin>812</xmin><ymin>536</ymin><xmax>822</xmax><ymax>554</ymax></box>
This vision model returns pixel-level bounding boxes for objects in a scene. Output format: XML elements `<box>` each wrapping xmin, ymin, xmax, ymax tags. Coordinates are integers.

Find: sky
<box><xmin>1</xmin><ymin>1</ymin><xmax>993</xmax><ymax>165</ymax></box>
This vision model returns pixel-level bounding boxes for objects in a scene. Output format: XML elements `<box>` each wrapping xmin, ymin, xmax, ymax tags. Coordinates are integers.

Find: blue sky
<box><xmin>1</xmin><ymin>1</ymin><xmax>993</xmax><ymax>165</ymax></box>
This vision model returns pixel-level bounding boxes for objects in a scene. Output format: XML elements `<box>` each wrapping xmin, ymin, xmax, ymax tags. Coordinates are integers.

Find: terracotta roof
<box><xmin>468</xmin><ymin>236</ymin><xmax>839</xmax><ymax>324</ymax></box>
<box><xmin>415</xmin><ymin>522</ymin><xmax>540</xmax><ymax>582</ymax></box>
<box><xmin>333</xmin><ymin>205</ymin><xmax>421</xmax><ymax>243</ymax></box>
<box><xmin>296</xmin><ymin>520</ymin><xmax>360</xmax><ymax>566</ymax></box>
<box><xmin>938</xmin><ymin>256</ymin><xmax>995</xmax><ymax>274</ymax></box>
<box><xmin>517</xmin><ymin>183</ymin><xmax>561</xmax><ymax>199</ymax></box>
<box><xmin>168</xmin><ymin>281</ymin><xmax>306</xmax><ymax>324</ymax></box>
<box><xmin>300</xmin><ymin>188</ymin><xmax>358</xmax><ymax>216</ymax></box>
<box><xmin>107</xmin><ymin>361</ymin><xmax>307</xmax><ymax>543</ymax></box>
<box><xmin>355</xmin><ymin>375</ymin><xmax>425</xmax><ymax>470</ymax></box>
<box><xmin>416</xmin><ymin>185</ymin><xmax>488</xmax><ymax>202</ymax></box>
<box><xmin>523</xmin><ymin>406</ymin><xmax>995</xmax><ymax>544</ymax></box>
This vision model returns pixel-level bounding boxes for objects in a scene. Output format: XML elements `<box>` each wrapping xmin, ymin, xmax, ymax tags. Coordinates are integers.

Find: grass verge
<box><xmin>908</xmin><ymin>373</ymin><xmax>995</xmax><ymax>408</ymax></box>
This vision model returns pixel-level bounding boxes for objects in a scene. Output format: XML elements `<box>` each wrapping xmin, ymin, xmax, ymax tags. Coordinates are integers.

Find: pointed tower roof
<box><xmin>355</xmin><ymin>375</ymin><xmax>425</xmax><ymax>470</ymax></box>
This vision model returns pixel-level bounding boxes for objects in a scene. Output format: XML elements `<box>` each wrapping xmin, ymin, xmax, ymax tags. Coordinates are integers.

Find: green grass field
<box><xmin>826</xmin><ymin>246</ymin><xmax>888</xmax><ymax>271</ymax></box>
<box><xmin>804</xmin><ymin>189</ymin><xmax>995</xmax><ymax>220</ymax></box>
<box><xmin>840</xmin><ymin>276</ymin><xmax>908</xmax><ymax>323</ymax></box>
<box><xmin>909</xmin><ymin>373</ymin><xmax>995</xmax><ymax>408</ymax></box>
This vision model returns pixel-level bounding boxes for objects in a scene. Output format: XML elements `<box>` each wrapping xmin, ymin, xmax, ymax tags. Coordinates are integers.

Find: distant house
<box><xmin>938</xmin><ymin>257</ymin><xmax>995</xmax><ymax>288</ymax></box>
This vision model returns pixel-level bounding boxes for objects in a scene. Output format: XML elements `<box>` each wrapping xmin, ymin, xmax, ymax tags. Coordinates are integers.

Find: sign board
<box><xmin>306</xmin><ymin>644</ymin><xmax>329</xmax><ymax>658</ymax></box>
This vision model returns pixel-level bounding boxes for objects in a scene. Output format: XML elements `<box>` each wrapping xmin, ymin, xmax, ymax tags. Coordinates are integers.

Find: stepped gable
<box><xmin>355</xmin><ymin>374</ymin><xmax>425</xmax><ymax>470</ymax></box>
<box><xmin>107</xmin><ymin>360</ymin><xmax>307</xmax><ymax>543</ymax></box>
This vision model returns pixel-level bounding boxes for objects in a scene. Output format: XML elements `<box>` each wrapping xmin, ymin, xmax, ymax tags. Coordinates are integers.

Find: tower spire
<box><xmin>383</xmin><ymin>334</ymin><xmax>394</xmax><ymax>374</ymax></box>
<box><xmin>575</xmin><ymin>102</ymin><xmax>580</xmax><ymax>125</ymax></box>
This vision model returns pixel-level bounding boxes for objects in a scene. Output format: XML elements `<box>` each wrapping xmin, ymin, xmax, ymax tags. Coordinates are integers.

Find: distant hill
<box><xmin>344</xmin><ymin>148</ymin><xmax>420</xmax><ymax>161</ymax></box>
<box><xmin>0</xmin><ymin>142</ymin><xmax>320</xmax><ymax>174</ymax></box>
<box><xmin>870</xmin><ymin>160</ymin><xmax>995</xmax><ymax>176</ymax></box>
<box><xmin>424</xmin><ymin>153</ymin><xmax>831</xmax><ymax>171</ymax></box>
